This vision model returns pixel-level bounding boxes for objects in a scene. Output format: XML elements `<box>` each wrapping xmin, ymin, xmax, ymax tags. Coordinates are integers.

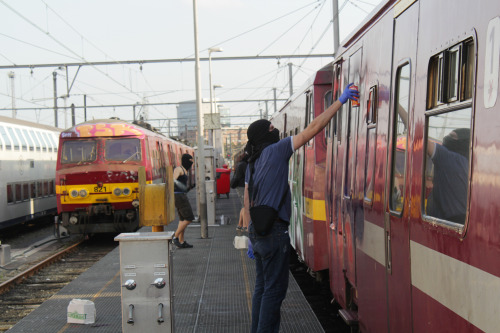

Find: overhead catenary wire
<box><xmin>0</xmin><ymin>0</ymin><xmax>149</xmax><ymax>103</ymax></box>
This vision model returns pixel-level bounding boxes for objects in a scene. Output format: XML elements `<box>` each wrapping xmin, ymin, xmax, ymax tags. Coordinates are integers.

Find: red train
<box><xmin>55</xmin><ymin>119</ymin><xmax>194</xmax><ymax>236</ymax></box>
<box><xmin>273</xmin><ymin>0</ymin><xmax>500</xmax><ymax>331</ymax></box>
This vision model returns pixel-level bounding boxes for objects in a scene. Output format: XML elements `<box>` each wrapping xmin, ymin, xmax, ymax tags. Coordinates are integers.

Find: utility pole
<box><xmin>288</xmin><ymin>63</ymin><xmax>294</xmax><ymax>97</ymax></box>
<box><xmin>53</xmin><ymin>72</ymin><xmax>58</xmax><ymax>127</ymax></box>
<box><xmin>71</xmin><ymin>103</ymin><xmax>75</xmax><ymax>126</ymax></box>
<box><xmin>332</xmin><ymin>0</ymin><xmax>340</xmax><ymax>55</ymax></box>
<box><xmin>8</xmin><ymin>72</ymin><xmax>16</xmax><ymax>118</ymax></box>
<box><xmin>84</xmin><ymin>95</ymin><xmax>87</xmax><ymax>122</ymax></box>
<box><xmin>193</xmin><ymin>0</ymin><xmax>208</xmax><ymax>238</ymax></box>
<box><xmin>273</xmin><ymin>88</ymin><xmax>277</xmax><ymax>114</ymax></box>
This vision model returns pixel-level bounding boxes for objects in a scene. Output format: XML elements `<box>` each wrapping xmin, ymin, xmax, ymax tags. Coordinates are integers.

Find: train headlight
<box><xmin>122</xmin><ymin>187</ymin><xmax>131</xmax><ymax>196</ymax></box>
<box><xmin>69</xmin><ymin>215</ymin><xmax>78</xmax><ymax>224</ymax></box>
<box><xmin>113</xmin><ymin>188</ymin><xmax>122</xmax><ymax>196</ymax></box>
<box><xmin>132</xmin><ymin>199</ymin><xmax>140</xmax><ymax>208</ymax></box>
<box><xmin>70</xmin><ymin>189</ymin><xmax>79</xmax><ymax>198</ymax></box>
<box><xmin>79</xmin><ymin>189</ymin><xmax>88</xmax><ymax>198</ymax></box>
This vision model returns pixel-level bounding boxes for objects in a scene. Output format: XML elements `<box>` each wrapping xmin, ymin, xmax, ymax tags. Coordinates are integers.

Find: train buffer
<box><xmin>7</xmin><ymin>189</ymin><xmax>324</xmax><ymax>332</ymax></box>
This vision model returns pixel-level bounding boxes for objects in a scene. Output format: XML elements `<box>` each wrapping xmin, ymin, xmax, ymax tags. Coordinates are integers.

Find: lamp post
<box><xmin>212</xmin><ymin>84</ymin><xmax>223</xmax><ymax>150</ymax></box>
<box><xmin>192</xmin><ymin>0</ymin><xmax>208</xmax><ymax>238</ymax></box>
<box><xmin>208</xmin><ymin>47</ymin><xmax>223</xmax><ymax>147</ymax></box>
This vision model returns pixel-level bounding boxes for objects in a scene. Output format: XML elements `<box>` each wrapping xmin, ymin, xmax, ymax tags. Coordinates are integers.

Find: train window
<box><xmin>37</xmin><ymin>181</ymin><xmax>43</xmax><ymax>197</ymax></box>
<box><xmin>427</xmin><ymin>56</ymin><xmax>442</xmax><ymax>109</ymax></box>
<box><xmin>364</xmin><ymin>86</ymin><xmax>378</xmax><ymax>205</ymax></box>
<box><xmin>7</xmin><ymin>184</ymin><xmax>14</xmax><ymax>204</ymax></box>
<box><xmin>427</xmin><ymin>38</ymin><xmax>474</xmax><ymax>109</ymax></box>
<box><xmin>446</xmin><ymin>46</ymin><xmax>460</xmax><ymax>102</ymax></box>
<box><xmin>367</xmin><ymin>86</ymin><xmax>378</xmax><ymax>124</ymax></box>
<box><xmin>50</xmin><ymin>180</ymin><xmax>55</xmax><ymax>195</ymax></box>
<box><xmin>30</xmin><ymin>130</ymin><xmax>41</xmax><ymax>151</ymax></box>
<box><xmin>462</xmin><ymin>40</ymin><xmax>474</xmax><ymax>100</ymax></box>
<box><xmin>42</xmin><ymin>132</ymin><xmax>53</xmax><ymax>152</ymax></box>
<box><xmin>105</xmin><ymin>138</ymin><xmax>141</xmax><ymax>162</ymax></box>
<box><xmin>0</xmin><ymin>126</ymin><xmax>11</xmax><ymax>150</ymax></box>
<box><xmin>43</xmin><ymin>181</ymin><xmax>49</xmax><ymax>196</ymax></box>
<box><xmin>15</xmin><ymin>128</ymin><xmax>28</xmax><ymax>151</ymax></box>
<box><xmin>423</xmin><ymin>108</ymin><xmax>472</xmax><ymax>226</ymax></box>
<box><xmin>15</xmin><ymin>183</ymin><xmax>22</xmax><ymax>202</ymax></box>
<box><xmin>36</xmin><ymin>132</ymin><xmax>47</xmax><ymax>152</ymax></box>
<box><xmin>7</xmin><ymin>127</ymin><xmax>20</xmax><ymax>150</ymax></box>
<box><xmin>23</xmin><ymin>183</ymin><xmax>29</xmax><ymax>201</ymax></box>
<box><xmin>30</xmin><ymin>182</ymin><xmax>36</xmax><ymax>198</ymax></box>
<box><xmin>22</xmin><ymin>129</ymin><xmax>34</xmax><ymax>151</ymax></box>
<box><xmin>344</xmin><ymin>105</ymin><xmax>355</xmax><ymax>197</ymax></box>
<box><xmin>61</xmin><ymin>140</ymin><xmax>97</xmax><ymax>164</ymax></box>
<box><xmin>324</xmin><ymin>90</ymin><xmax>333</xmax><ymax>142</ymax></box>
<box><xmin>305</xmin><ymin>91</ymin><xmax>313</xmax><ymax>146</ymax></box>
<box><xmin>389</xmin><ymin>63</ymin><xmax>410</xmax><ymax>213</ymax></box>
<box><xmin>47</xmin><ymin>134</ymin><xmax>58</xmax><ymax>152</ymax></box>
<box><xmin>333</xmin><ymin>63</ymin><xmax>342</xmax><ymax>142</ymax></box>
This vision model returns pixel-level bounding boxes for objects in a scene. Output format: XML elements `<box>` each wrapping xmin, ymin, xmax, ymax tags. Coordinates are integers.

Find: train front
<box><xmin>56</xmin><ymin>121</ymin><xmax>146</xmax><ymax>235</ymax></box>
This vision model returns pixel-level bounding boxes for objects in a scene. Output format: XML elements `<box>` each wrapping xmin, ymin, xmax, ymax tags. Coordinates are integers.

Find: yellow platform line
<box><xmin>241</xmin><ymin>249</ymin><xmax>253</xmax><ymax>316</ymax></box>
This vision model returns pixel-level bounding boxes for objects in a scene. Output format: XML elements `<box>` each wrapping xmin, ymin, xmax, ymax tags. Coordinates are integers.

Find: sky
<box><xmin>0</xmin><ymin>0</ymin><xmax>383</xmax><ymax>135</ymax></box>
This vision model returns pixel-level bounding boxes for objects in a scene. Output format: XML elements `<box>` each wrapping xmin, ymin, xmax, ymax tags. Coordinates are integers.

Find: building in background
<box><xmin>221</xmin><ymin>127</ymin><xmax>247</xmax><ymax>167</ymax></box>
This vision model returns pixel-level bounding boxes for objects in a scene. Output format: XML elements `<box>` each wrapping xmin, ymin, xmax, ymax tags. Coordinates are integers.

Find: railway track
<box><xmin>0</xmin><ymin>237</ymin><xmax>116</xmax><ymax>332</ymax></box>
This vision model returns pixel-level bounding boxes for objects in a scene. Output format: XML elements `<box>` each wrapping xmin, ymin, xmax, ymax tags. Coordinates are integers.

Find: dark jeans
<box><xmin>249</xmin><ymin>220</ymin><xmax>290</xmax><ymax>333</ymax></box>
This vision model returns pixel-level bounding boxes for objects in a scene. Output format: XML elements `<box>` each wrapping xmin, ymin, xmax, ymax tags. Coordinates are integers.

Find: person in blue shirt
<box><xmin>426</xmin><ymin>128</ymin><xmax>470</xmax><ymax>224</ymax></box>
<box><xmin>245</xmin><ymin>83</ymin><xmax>359</xmax><ymax>333</ymax></box>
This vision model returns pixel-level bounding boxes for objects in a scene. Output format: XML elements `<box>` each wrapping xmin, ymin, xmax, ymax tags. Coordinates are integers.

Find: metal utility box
<box><xmin>115</xmin><ymin>232</ymin><xmax>174</xmax><ymax>333</ymax></box>
<box><xmin>205</xmin><ymin>180</ymin><xmax>216</xmax><ymax>225</ymax></box>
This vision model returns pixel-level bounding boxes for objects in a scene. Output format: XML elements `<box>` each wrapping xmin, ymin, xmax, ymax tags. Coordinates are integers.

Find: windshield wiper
<box><xmin>122</xmin><ymin>151</ymin><xmax>139</xmax><ymax>163</ymax></box>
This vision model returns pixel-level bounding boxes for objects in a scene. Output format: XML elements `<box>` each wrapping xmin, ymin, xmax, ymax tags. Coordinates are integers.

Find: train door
<box><xmin>289</xmin><ymin>125</ymin><xmax>301</xmax><ymax>252</ymax></box>
<box><xmin>326</xmin><ymin>62</ymin><xmax>348</xmax><ymax>306</ymax></box>
<box><xmin>340</xmin><ymin>49</ymin><xmax>362</xmax><ymax>302</ymax></box>
<box><xmin>384</xmin><ymin>3</ymin><xmax>419</xmax><ymax>332</ymax></box>
<box><xmin>292</xmin><ymin>92</ymin><xmax>309</xmax><ymax>258</ymax></box>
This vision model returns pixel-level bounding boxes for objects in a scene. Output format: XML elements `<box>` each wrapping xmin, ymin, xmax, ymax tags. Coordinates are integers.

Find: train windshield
<box><xmin>105</xmin><ymin>138</ymin><xmax>141</xmax><ymax>162</ymax></box>
<box><xmin>61</xmin><ymin>140</ymin><xmax>97</xmax><ymax>164</ymax></box>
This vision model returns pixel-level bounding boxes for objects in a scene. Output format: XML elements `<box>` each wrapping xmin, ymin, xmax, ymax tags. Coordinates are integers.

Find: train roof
<box><xmin>0</xmin><ymin>115</ymin><xmax>61</xmax><ymax>132</ymax></box>
<box><xmin>338</xmin><ymin>0</ymin><xmax>396</xmax><ymax>54</ymax></box>
<box><xmin>60</xmin><ymin>118</ymin><xmax>166</xmax><ymax>139</ymax></box>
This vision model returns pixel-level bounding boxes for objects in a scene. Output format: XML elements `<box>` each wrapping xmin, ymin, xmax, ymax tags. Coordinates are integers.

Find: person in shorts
<box><xmin>173</xmin><ymin>154</ymin><xmax>195</xmax><ymax>248</ymax></box>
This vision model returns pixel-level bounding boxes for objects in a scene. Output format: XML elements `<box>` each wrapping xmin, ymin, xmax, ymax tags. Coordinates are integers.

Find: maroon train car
<box><xmin>322</xmin><ymin>0</ymin><xmax>500</xmax><ymax>332</ymax></box>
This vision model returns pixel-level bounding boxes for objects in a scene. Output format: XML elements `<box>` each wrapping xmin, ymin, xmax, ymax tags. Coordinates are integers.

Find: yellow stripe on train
<box><xmin>55</xmin><ymin>182</ymin><xmax>148</xmax><ymax>204</ymax></box>
<box><xmin>304</xmin><ymin>197</ymin><xmax>326</xmax><ymax>221</ymax></box>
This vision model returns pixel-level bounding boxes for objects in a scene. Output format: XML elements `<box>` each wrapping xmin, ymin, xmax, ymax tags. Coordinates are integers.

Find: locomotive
<box><xmin>55</xmin><ymin>118</ymin><xmax>194</xmax><ymax>236</ymax></box>
<box><xmin>272</xmin><ymin>0</ymin><xmax>500</xmax><ymax>331</ymax></box>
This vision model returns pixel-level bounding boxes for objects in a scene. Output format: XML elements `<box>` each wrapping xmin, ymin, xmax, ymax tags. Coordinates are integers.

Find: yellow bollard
<box><xmin>138</xmin><ymin>166</ymin><xmax>175</xmax><ymax>230</ymax></box>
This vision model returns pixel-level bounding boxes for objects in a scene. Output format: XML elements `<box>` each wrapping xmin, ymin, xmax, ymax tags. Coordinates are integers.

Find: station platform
<box><xmin>8</xmin><ymin>189</ymin><xmax>324</xmax><ymax>333</ymax></box>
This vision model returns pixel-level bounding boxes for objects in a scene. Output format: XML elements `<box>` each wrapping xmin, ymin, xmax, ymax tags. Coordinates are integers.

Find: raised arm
<box><xmin>293</xmin><ymin>83</ymin><xmax>359</xmax><ymax>151</ymax></box>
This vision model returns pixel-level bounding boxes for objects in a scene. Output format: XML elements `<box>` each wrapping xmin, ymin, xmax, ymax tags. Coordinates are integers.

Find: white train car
<box><xmin>0</xmin><ymin>115</ymin><xmax>61</xmax><ymax>230</ymax></box>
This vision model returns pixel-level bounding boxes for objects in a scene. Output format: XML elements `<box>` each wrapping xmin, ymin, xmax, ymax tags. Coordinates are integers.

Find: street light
<box><xmin>212</xmin><ymin>84</ymin><xmax>223</xmax><ymax>154</ymax></box>
<box><xmin>212</xmin><ymin>84</ymin><xmax>223</xmax><ymax>114</ymax></box>
<box><xmin>208</xmin><ymin>47</ymin><xmax>223</xmax><ymax>146</ymax></box>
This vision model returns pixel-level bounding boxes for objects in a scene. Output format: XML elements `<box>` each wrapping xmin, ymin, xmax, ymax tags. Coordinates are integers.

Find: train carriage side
<box><xmin>325</xmin><ymin>0</ymin><xmax>500</xmax><ymax>332</ymax></box>
<box><xmin>302</xmin><ymin>65</ymin><xmax>333</xmax><ymax>272</ymax></box>
<box><xmin>408</xmin><ymin>0</ymin><xmax>500</xmax><ymax>332</ymax></box>
<box><xmin>0</xmin><ymin>116</ymin><xmax>60</xmax><ymax>229</ymax></box>
<box><xmin>324</xmin><ymin>1</ymin><xmax>396</xmax><ymax>329</ymax></box>
<box><xmin>271</xmin><ymin>64</ymin><xmax>332</xmax><ymax>272</ymax></box>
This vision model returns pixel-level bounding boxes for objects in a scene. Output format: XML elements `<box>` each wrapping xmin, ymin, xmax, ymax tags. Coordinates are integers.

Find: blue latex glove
<box><xmin>339</xmin><ymin>83</ymin><xmax>360</xmax><ymax>104</ymax></box>
<box><xmin>247</xmin><ymin>240</ymin><xmax>255</xmax><ymax>260</ymax></box>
